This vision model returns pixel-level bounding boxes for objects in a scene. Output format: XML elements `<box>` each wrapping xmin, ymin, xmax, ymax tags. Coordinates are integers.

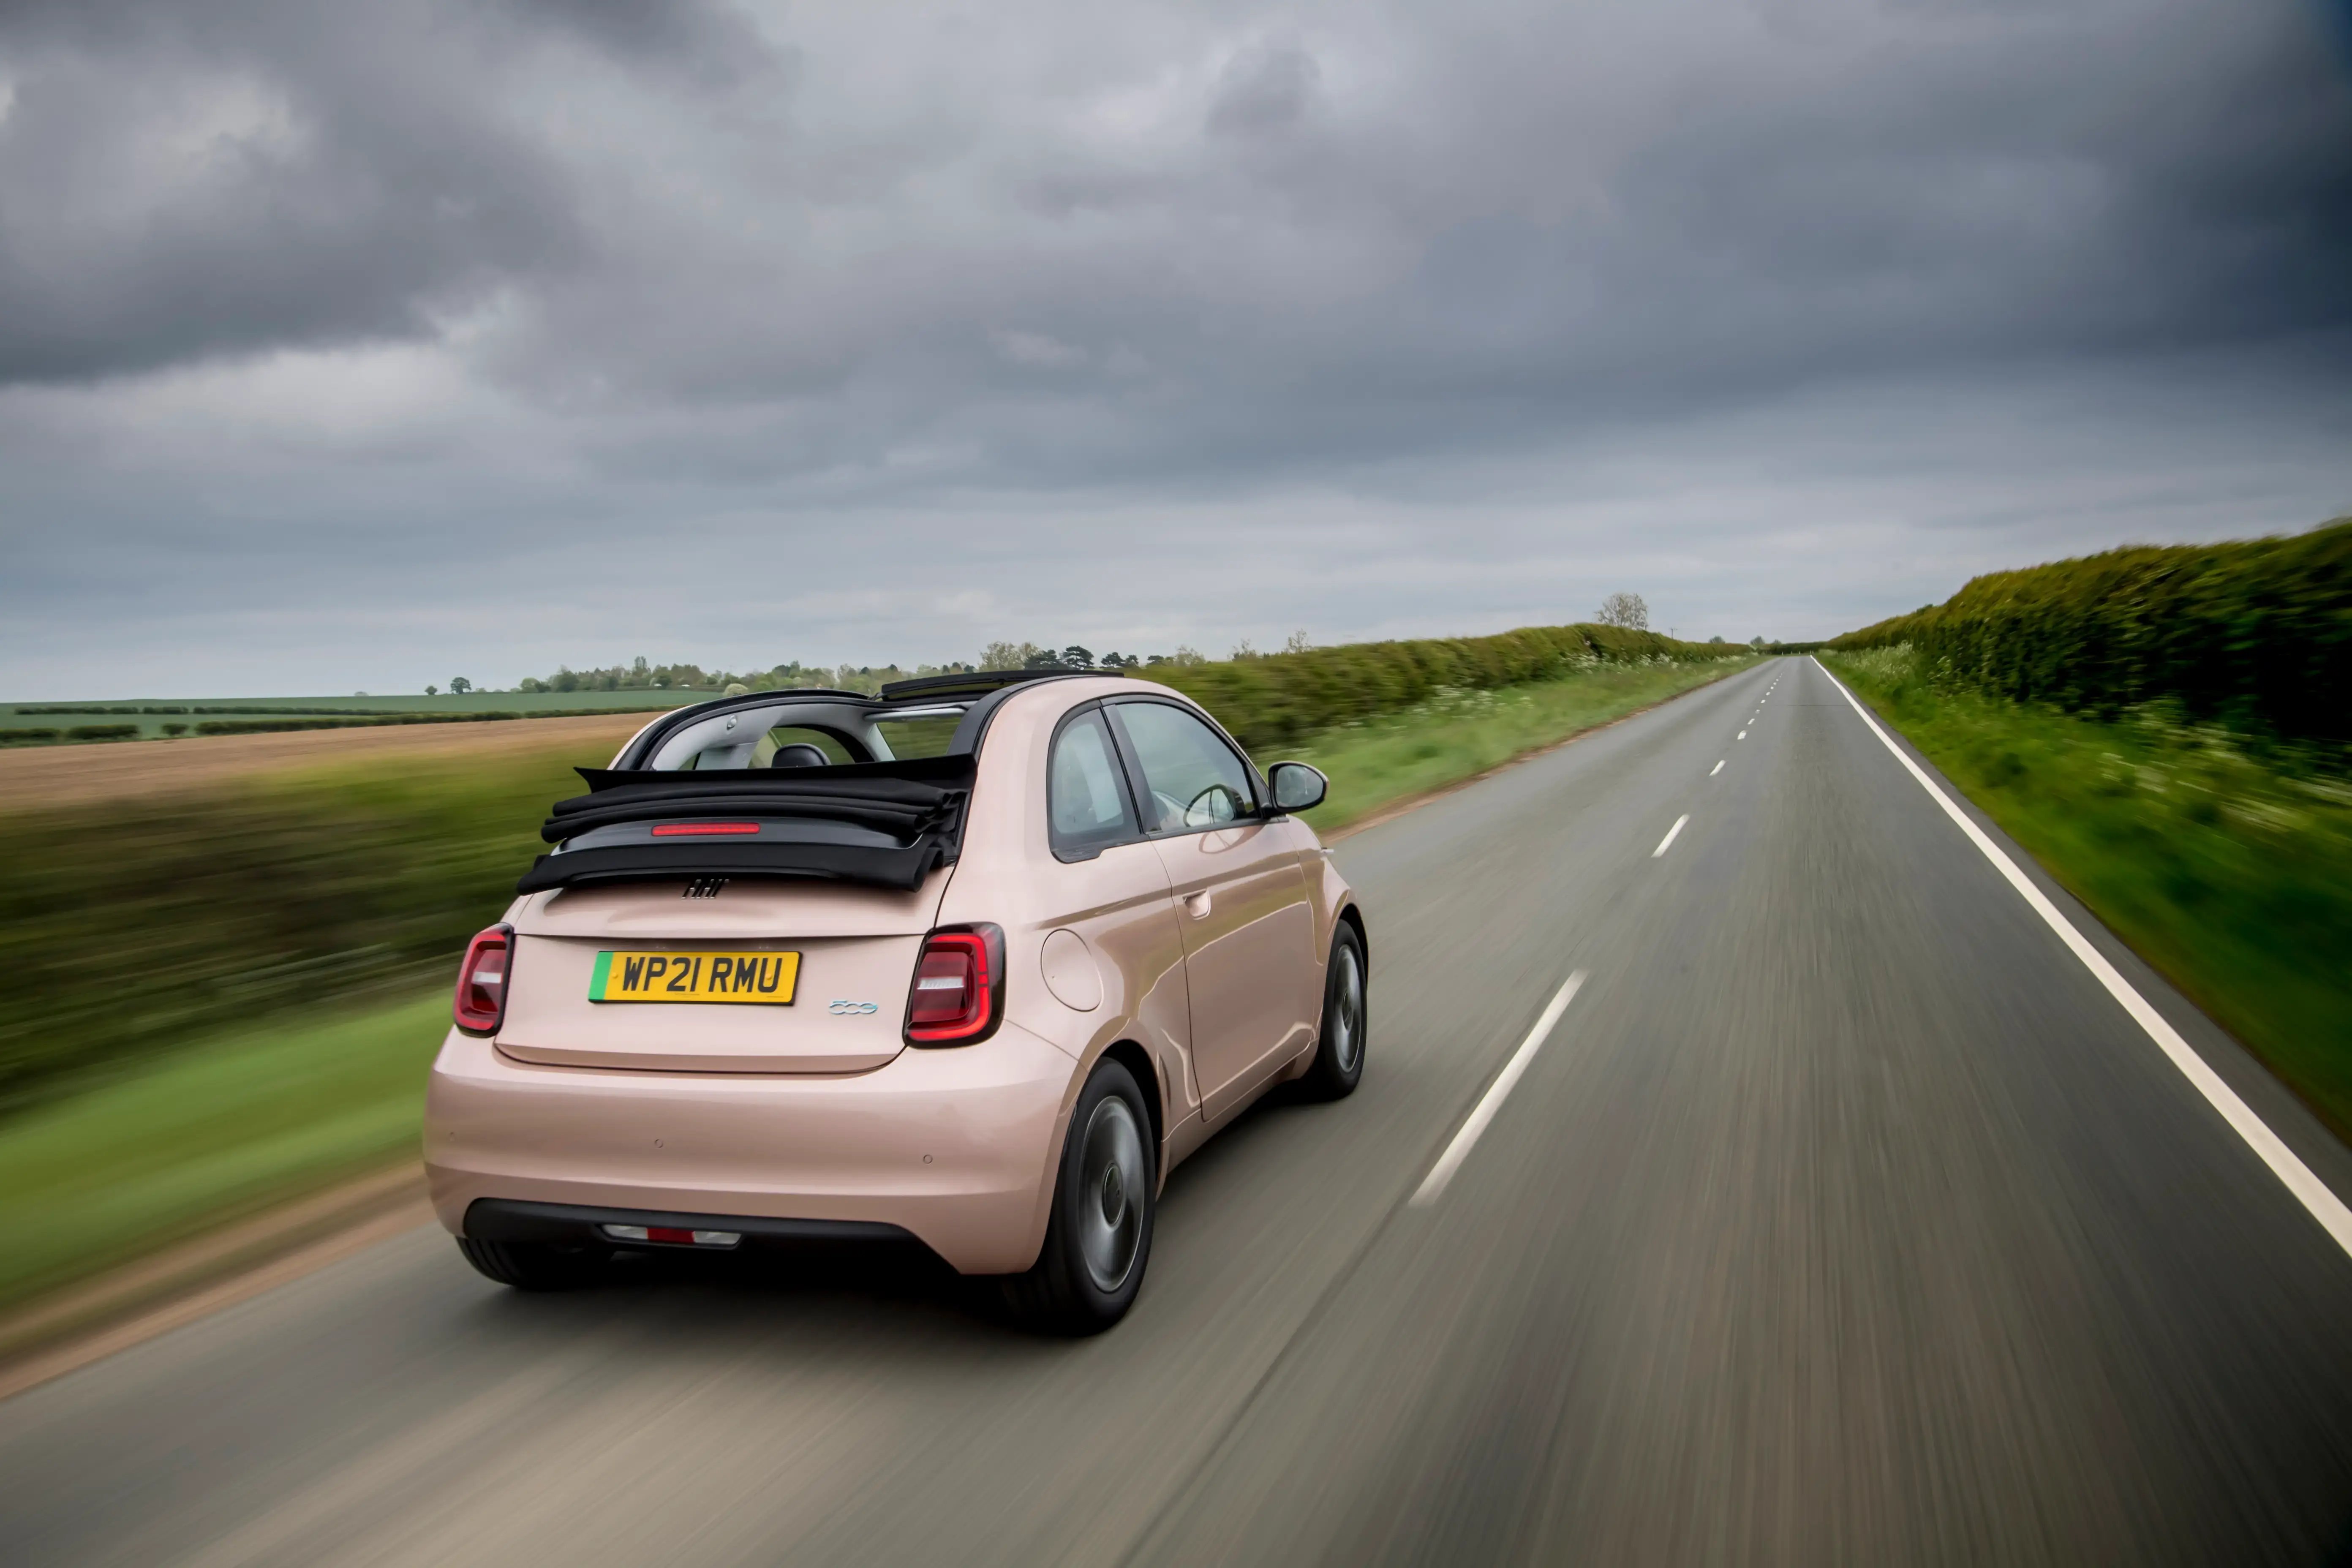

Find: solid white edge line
<box><xmin>1411</xmin><ymin>972</ymin><xmax>1587</xmax><ymax>1207</ymax></box>
<box><xmin>1652</xmin><ymin>814</ymin><xmax>1688</xmax><ymax>858</ymax></box>
<box><xmin>1810</xmin><ymin>657</ymin><xmax>2352</xmax><ymax>1258</ymax></box>
<box><xmin>1710</xmin><ymin>760</ymin><xmax>1725</xmax><ymax>776</ymax></box>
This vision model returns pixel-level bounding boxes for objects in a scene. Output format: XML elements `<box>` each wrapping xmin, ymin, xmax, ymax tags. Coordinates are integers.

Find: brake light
<box><xmin>453</xmin><ymin>924</ymin><xmax>512</xmax><ymax>1035</ymax></box>
<box><xmin>651</xmin><ymin>822</ymin><xmax>760</xmax><ymax>837</ymax></box>
<box><xmin>904</xmin><ymin>924</ymin><xmax>1005</xmax><ymax>1046</ymax></box>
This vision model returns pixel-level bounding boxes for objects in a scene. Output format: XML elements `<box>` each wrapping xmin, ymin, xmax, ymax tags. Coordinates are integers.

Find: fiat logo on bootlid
<box><xmin>829</xmin><ymin>999</ymin><xmax>879</xmax><ymax>1015</ymax></box>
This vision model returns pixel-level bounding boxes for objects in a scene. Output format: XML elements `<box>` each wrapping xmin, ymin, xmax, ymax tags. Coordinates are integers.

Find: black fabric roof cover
<box><xmin>517</xmin><ymin>756</ymin><xmax>975</xmax><ymax>895</ymax></box>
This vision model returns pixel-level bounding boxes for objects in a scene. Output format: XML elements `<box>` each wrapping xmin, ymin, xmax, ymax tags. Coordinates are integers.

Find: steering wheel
<box><xmin>1183</xmin><ymin>784</ymin><xmax>1246</xmax><ymax>826</ymax></box>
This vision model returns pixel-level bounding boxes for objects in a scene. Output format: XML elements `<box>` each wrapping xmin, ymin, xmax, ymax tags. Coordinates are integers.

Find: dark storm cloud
<box><xmin>0</xmin><ymin>0</ymin><xmax>591</xmax><ymax>381</ymax></box>
<box><xmin>3</xmin><ymin>0</ymin><xmax>2345</xmax><ymax>432</ymax></box>
<box><xmin>1207</xmin><ymin>38</ymin><xmax>1322</xmax><ymax>137</ymax></box>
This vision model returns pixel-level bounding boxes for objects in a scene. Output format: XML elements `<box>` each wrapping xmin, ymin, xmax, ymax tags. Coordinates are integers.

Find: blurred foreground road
<box><xmin>5</xmin><ymin>658</ymin><xmax>2350</xmax><ymax>1565</ymax></box>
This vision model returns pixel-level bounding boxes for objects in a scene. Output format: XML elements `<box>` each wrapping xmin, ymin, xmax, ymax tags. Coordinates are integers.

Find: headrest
<box><xmin>769</xmin><ymin>743</ymin><xmax>830</xmax><ymax>769</ymax></box>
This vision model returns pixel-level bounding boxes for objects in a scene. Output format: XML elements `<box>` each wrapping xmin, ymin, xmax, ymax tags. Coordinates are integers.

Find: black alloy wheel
<box><xmin>1001</xmin><ymin>1058</ymin><xmax>1156</xmax><ymax>1334</ymax></box>
<box><xmin>1298</xmin><ymin>923</ymin><xmax>1367</xmax><ymax>1100</ymax></box>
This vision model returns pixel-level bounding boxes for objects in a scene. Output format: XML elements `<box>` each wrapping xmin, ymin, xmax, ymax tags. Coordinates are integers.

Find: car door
<box><xmin>1041</xmin><ymin>703</ymin><xmax>1201</xmax><ymax>1126</ymax></box>
<box><xmin>1106</xmin><ymin>697</ymin><xmax>1318</xmax><ymax>1122</ymax></box>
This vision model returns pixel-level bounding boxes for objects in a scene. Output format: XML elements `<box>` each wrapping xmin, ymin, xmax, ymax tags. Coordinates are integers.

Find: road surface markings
<box><xmin>1412</xmin><ymin>972</ymin><xmax>1587</xmax><ymax>1207</ymax></box>
<box><xmin>1738</xmin><ymin>730</ymin><xmax>1746</xmax><ymax>740</ymax></box>
<box><xmin>1813</xmin><ymin>658</ymin><xmax>2352</xmax><ymax>1260</ymax></box>
<box><xmin>1652</xmin><ymin>814</ymin><xmax>1689</xmax><ymax>856</ymax></box>
<box><xmin>1710</xmin><ymin>760</ymin><xmax>1725</xmax><ymax>776</ymax></box>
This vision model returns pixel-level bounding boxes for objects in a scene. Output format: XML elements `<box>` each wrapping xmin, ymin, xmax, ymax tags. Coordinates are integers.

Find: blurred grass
<box><xmin>0</xmin><ymin>743</ymin><xmax>598</xmax><ymax>1109</ymax></box>
<box><xmin>0</xmin><ymin>995</ymin><xmax>447</xmax><ymax>1312</ymax></box>
<box><xmin>0</xmin><ymin>655</ymin><xmax>1750</xmax><ymax>1316</ymax></box>
<box><xmin>1824</xmin><ymin>646</ymin><xmax>2352</xmax><ymax>1140</ymax></box>
<box><xmin>1292</xmin><ymin>658</ymin><xmax>1758</xmax><ymax>831</ymax></box>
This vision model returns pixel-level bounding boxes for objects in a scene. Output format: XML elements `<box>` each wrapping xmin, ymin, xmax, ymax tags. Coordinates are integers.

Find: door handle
<box><xmin>1184</xmin><ymin>891</ymin><xmax>1212</xmax><ymax>920</ymax></box>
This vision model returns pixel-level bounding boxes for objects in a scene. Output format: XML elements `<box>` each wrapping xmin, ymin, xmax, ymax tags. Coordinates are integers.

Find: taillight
<box><xmin>904</xmin><ymin>924</ymin><xmax>1005</xmax><ymax>1046</ymax></box>
<box><xmin>454</xmin><ymin>924</ymin><xmax>513</xmax><ymax>1035</ymax></box>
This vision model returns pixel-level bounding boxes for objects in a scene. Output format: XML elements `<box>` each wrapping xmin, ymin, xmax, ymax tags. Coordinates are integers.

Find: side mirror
<box><xmin>1266</xmin><ymin>761</ymin><xmax>1328</xmax><ymax>813</ymax></box>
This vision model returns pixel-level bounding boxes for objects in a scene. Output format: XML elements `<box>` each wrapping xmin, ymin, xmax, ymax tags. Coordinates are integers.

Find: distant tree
<box><xmin>1595</xmin><ymin>592</ymin><xmax>1649</xmax><ymax>631</ymax></box>
<box><xmin>1170</xmin><ymin>645</ymin><xmax>1206</xmax><ymax>665</ymax></box>
<box><xmin>981</xmin><ymin>640</ymin><xmax>1046</xmax><ymax>671</ymax></box>
<box><xmin>1231</xmin><ymin>637</ymin><xmax>1260</xmax><ymax>660</ymax></box>
<box><xmin>1283</xmin><ymin>629</ymin><xmax>1314</xmax><ymax>654</ymax></box>
<box><xmin>518</xmin><ymin>678</ymin><xmax>548</xmax><ymax>693</ymax></box>
<box><xmin>1708</xmin><ymin>635</ymin><xmax>1725</xmax><ymax>645</ymax></box>
<box><xmin>1751</xmin><ymin>636</ymin><xmax>1767</xmax><ymax>650</ymax></box>
<box><xmin>425</xmin><ymin>683</ymin><xmax>438</xmax><ymax>696</ymax></box>
<box><xmin>161</xmin><ymin>722</ymin><xmax>188</xmax><ymax>737</ymax></box>
<box><xmin>1061</xmin><ymin>645</ymin><xmax>1095</xmax><ymax>670</ymax></box>
<box><xmin>449</xmin><ymin>676</ymin><xmax>472</xmax><ymax>694</ymax></box>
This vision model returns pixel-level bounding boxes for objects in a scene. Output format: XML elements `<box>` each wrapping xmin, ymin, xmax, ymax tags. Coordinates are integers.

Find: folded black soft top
<box><xmin>516</xmin><ymin>755</ymin><xmax>975</xmax><ymax>896</ymax></box>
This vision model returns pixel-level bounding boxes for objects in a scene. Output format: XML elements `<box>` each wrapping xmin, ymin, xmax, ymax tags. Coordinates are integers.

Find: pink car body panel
<box><xmin>422</xmin><ymin>675</ymin><xmax>1361</xmax><ymax>1277</ymax></box>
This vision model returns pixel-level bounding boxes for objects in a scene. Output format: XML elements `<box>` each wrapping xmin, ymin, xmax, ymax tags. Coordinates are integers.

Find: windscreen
<box><xmin>871</xmin><ymin>710</ymin><xmax>964</xmax><ymax>760</ymax></box>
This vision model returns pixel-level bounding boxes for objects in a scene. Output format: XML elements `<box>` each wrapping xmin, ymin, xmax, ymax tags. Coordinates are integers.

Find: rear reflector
<box><xmin>651</xmin><ymin>822</ymin><xmax>761</xmax><ymax>837</ymax></box>
<box><xmin>599</xmin><ymin>1224</ymin><xmax>741</xmax><ymax>1247</ymax></box>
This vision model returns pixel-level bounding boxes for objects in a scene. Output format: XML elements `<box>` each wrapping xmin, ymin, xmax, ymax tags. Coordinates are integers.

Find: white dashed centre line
<box><xmin>1652</xmin><ymin>814</ymin><xmax>1689</xmax><ymax>858</ymax></box>
<box><xmin>1738</xmin><ymin>730</ymin><xmax>1747</xmax><ymax>740</ymax></box>
<box><xmin>1411</xmin><ymin>971</ymin><xmax>1587</xmax><ymax>1207</ymax></box>
<box><xmin>1710</xmin><ymin>760</ymin><xmax>1724</xmax><ymax>776</ymax></box>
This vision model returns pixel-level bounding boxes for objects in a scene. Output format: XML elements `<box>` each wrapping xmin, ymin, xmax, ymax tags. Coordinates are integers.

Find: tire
<box><xmin>1298</xmin><ymin>923</ymin><xmax>1367</xmax><ymax>1100</ymax></box>
<box><xmin>1001</xmin><ymin>1059</ymin><xmax>1156</xmax><ymax>1334</ymax></box>
<box><xmin>456</xmin><ymin>1236</ymin><xmax>611</xmax><ymax>1291</ymax></box>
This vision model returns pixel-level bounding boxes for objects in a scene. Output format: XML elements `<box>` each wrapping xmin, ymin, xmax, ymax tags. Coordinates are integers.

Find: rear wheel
<box><xmin>1298</xmin><ymin>923</ymin><xmax>1367</xmax><ymax>1100</ymax></box>
<box><xmin>456</xmin><ymin>1236</ymin><xmax>610</xmax><ymax>1291</ymax></box>
<box><xmin>1001</xmin><ymin>1059</ymin><xmax>1155</xmax><ymax>1334</ymax></box>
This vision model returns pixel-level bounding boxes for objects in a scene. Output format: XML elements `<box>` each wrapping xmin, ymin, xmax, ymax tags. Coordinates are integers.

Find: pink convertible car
<box><xmin>426</xmin><ymin>670</ymin><xmax>1366</xmax><ymax>1331</ymax></box>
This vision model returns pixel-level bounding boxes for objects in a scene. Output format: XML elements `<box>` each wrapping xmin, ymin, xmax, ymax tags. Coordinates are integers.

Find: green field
<box><xmin>0</xmin><ymin>653</ymin><xmax>1750</xmax><ymax>1319</ymax></box>
<box><xmin>2</xmin><ymin>689</ymin><xmax>688</xmax><ymax>743</ymax></box>
<box><xmin>1823</xmin><ymin>646</ymin><xmax>2352</xmax><ymax>1140</ymax></box>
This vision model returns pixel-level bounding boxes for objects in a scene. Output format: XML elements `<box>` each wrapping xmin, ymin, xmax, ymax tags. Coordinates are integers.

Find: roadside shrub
<box><xmin>1141</xmin><ymin>623</ymin><xmax>1742</xmax><ymax>752</ymax></box>
<box><xmin>64</xmin><ymin>725</ymin><xmax>137</xmax><ymax>742</ymax></box>
<box><xmin>1830</xmin><ymin>517</ymin><xmax>2350</xmax><ymax>752</ymax></box>
<box><xmin>0</xmin><ymin>749</ymin><xmax>582</xmax><ymax>1108</ymax></box>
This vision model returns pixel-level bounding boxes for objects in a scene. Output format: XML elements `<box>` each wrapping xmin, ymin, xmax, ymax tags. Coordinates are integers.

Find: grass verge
<box><xmin>0</xmin><ymin>654</ymin><xmax>1751</xmax><ymax>1322</ymax></box>
<box><xmin>0</xmin><ymin>996</ymin><xmax>446</xmax><ymax>1314</ymax></box>
<box><xmin>1822</xmin><ymin>647</ymin><xmax>2352</xmax><ymax>1141</ymax></box>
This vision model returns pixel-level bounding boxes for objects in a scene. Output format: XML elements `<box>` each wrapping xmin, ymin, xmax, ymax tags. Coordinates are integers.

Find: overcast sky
<box><xmin>2</xmin><ymin>0</ymin><xmax>2348</xmax><ymax>697</ymax></box>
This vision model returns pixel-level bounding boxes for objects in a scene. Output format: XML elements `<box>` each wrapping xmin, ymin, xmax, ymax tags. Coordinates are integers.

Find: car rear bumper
<box><xmin>423</xmin><ymin>1022</ymin><xmax>1075</xmax><ymax>1275</ymax></box>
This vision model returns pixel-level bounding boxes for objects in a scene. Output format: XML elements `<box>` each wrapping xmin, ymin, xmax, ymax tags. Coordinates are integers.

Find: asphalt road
<box><xmin>5</xmin><ymin>657</ymin><xmax>2350</xmax><ymax>1566</ymax></box>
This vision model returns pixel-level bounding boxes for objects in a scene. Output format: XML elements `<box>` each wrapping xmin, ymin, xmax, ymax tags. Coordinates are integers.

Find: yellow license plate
<box><xmin>588</xmin><ymin>950</ymin><xmax>799</xmax><ymax>1004</ymax></box>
